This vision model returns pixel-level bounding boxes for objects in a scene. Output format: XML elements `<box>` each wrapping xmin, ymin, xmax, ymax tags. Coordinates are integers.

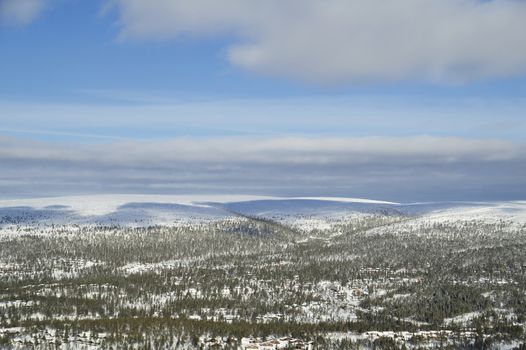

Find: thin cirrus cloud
<box><xmin>108</xmin><ymin>0</ymin><xmax>526</xmax><ymax>83</ymax></box>
<box><xmin>1</xmin><ymin>135</ymin><xmax>525</xmax><ymax>201</ymax></box>
<box><xmin>0</xmin><ymin>0</ymin><xmax>46</xmax><ymax>26</ymax></box>
<box><xmin>2</xmin><ymin>95</ymin><xmax>526</xmax><ymax>141</ymax></box>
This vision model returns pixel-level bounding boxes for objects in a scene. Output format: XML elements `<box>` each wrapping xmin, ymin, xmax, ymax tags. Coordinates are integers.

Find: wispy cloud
<box><xmin>2</xmin><ymin>95</ymin><xmax>526</xmax><ymax>141</ymax></box>
<box><xmin>0</xmin><ymin>0</ymin><xmax>46</xmax><ymax>26</ymax></box>
<box><xmin>0</xmin><ymin>128</ymin><xmax>132</xmax><ymax>141</ymax></box>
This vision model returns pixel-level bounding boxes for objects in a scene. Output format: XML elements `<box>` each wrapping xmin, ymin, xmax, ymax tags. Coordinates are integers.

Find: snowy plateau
<box><xmin>0</xmin><ymin>195</ymin><xmax>525</xmax><ymax>349</ymax></box>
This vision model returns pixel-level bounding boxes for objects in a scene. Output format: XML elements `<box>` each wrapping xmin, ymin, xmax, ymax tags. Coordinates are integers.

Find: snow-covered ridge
<box><xmin>0</xmin><ymin>194</ymin><xmax>396</xmax><ymax>215</ymax></box>
<box><xmin>0</xmin><ymin>194</ymin><xmax>525</xmax><ymax>228</ymax></box>
<box><xmin>293</xmin><ymin>197</ymin><xmax>399</xmax><ymax>205</ymax></box>
<box><xmin>0</xmin><ymin>194</ymin><xmax>275</xmax><ymax>216</ymax></box>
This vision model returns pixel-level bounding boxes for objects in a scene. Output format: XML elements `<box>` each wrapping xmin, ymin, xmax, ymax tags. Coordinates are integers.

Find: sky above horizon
<box><xmin>1</xmin><ymin>0</ymin><xmax>525</xmax><ymax>201</ymax></box>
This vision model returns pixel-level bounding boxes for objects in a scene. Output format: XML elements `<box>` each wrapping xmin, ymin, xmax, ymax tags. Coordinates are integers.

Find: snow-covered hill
<box><xmin>0</xmin><ymin>194</ymin><xmax>525</xmax><ymax>229</ymax></box>
<box><xmin>0</xmin><ymin>195</ymin><xmax>247</xmax><ymax>228</ymax></box>
<box><xmin>225</xmin><ymin>198</ymin><xmax>526</xmax><ymax>231</ymax></box>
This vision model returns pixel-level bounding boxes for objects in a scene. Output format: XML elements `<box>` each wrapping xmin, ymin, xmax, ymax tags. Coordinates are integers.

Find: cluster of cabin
<box><xmin>241</xmin><ymin>336</ymin><xmax>314</xmax><ymax>350</ymax></box>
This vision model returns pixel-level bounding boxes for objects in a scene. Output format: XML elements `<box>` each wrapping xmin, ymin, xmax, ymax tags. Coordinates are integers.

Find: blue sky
<box><xmin>1</xmin><ymin>0</ymin><xmax>525</xmax><ymax>200</ymax></box>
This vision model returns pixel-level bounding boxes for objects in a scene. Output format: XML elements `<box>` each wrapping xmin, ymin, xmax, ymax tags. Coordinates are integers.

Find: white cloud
<box><xmin>1</xmin><ymin>135</ymin><xmax>525</xmax><ymax>201</ymax></box>
<box><xmin>0</xmin><ymin>135</ymin><xmax>521</xmax><ymax>166</ymax></box>
<box><xmin>0</xmin><ymin>0</ymin><xmax>46</xmax><ymax>26</ymax></box>
<box><xmin>109</xmin><ymin>0</ymin><xmax>526</xmax><ymax>83</ymax></box>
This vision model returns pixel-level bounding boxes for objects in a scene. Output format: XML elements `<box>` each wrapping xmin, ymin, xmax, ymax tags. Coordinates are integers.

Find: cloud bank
<box><xmin>109</xmin><ymin>0</ymin><xmax>526</xmax><ymax>83</ymax></box>
<box><xmin>1</xmin><ymin>135</ymin><xmax>525</xmax><ymax>201</ymax></box>
<box><xmin>0</xmin><ymin>0</ymin><xmax>45</xmax><ymax>26</ymax></box>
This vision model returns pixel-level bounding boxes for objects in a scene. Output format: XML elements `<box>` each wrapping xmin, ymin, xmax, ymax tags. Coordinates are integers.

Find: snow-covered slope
<box><xmin>0</xmin><ymin>194</ymin><xmax>274</xmax><ymax>216</ymax></box>
<box><xmin>223</xmin><ymin>199</ymin><xmax>404</xmax><ymax>231</ymax></box>
<box><xmin>226</xmin><ymin>199</ymin><xmax>526</xmax><ymax>231</ymax></box>
<box><xmin>401</xmin><ymin>201</ymin><xmax>526</xmax><ymax>223</ymax></box>
<box><xmin>0</xmin><ymin>195</ymin><xmax>525</xmax><ymax>229</ymax></box>
<box><xmin>0</xmin><ymin>195</ymin><xmax>244</xmax><ymax>227</ymax></box>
